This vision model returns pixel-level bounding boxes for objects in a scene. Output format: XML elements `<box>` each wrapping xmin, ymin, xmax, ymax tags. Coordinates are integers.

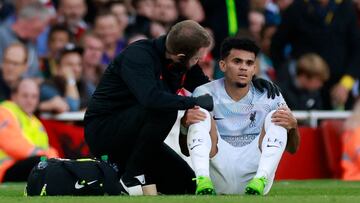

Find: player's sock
<box><xmin>255</xmin><ymin>110</ymin><xmax>287</xmax><ymax>180</ymax></box>
<box><xmin>187</xmin><ymin>108</ymin><xmax>212</xmax><ymax>178</ymax></box>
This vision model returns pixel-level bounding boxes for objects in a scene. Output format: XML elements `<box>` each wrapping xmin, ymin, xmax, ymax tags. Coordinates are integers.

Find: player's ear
<box><xmin>219</xmin><ymin>59</ymin><xmax>226</xmax><ymax>72</ymax></box>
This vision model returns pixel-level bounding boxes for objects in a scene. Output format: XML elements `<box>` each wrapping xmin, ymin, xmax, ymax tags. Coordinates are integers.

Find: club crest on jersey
<box><xmin>249</xmin><ymin>111</ymin><xmax>256</xmax><ymax>128</ymax></box>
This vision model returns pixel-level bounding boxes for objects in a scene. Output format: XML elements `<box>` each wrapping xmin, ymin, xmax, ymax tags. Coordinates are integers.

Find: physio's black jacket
<box><xmin>85</xmin><ymin>36</ymin><xmax>209</xmax><ymax>119</ymax></box>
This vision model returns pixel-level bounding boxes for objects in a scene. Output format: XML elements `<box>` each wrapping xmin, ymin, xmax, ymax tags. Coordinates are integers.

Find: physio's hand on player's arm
<box><xmin>193</xmin><ymin>94</ymin><xmax>214</xmax><ymax>111</ymax></box>
<box><xmin>181</xmin><ymin>106</ymin><xmax>208</xmax><ymax>128</ymax></box>
<box><xmin>271</xmin><ymin>106</ymin><xmax>297</xmax><ymax>130</ymax></box>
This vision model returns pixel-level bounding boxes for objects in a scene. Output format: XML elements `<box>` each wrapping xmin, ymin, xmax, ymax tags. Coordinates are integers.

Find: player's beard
<box><xmin>235</xmin><ymin>82</ymin><xmax>247</xmax><ymax>88</ymax></box>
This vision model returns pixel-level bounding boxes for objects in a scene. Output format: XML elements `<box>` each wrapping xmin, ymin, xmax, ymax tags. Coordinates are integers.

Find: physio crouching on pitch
<box><xmin>84</xmin><ymin>20</ymin><xmax>213</xmax><ymax>195</ymax></box>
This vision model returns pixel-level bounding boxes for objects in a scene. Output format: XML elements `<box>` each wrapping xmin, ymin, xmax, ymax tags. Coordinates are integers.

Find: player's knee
<box><xmin>198</xmin><ymin>107</ymin><xmax>211</xmax><ymax>117</ymax></box>
<box><xmin>264</xmin><ymin>110</ymin><xmax>276</xmax><ymax>130</ymax></box>
<box><xmin>188</xmin><ymin>107</ymin><xmax>212</xmax><ymax>131</ymax></box>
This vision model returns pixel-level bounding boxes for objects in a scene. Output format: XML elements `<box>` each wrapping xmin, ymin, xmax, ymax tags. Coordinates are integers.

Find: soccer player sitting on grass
<box><xmin>180</xmin><ymin>38</ymin><xmax>300</xmax><ymax>195</ymax></box>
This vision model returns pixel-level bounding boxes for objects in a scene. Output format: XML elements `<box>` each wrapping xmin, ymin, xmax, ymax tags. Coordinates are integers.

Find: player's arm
<box><xmin>271</xmin><ymin>106</ymin><xmax>300</xmax><ymax>154</ymax></box>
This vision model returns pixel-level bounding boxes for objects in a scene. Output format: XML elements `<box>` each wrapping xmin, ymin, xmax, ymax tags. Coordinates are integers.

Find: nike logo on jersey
<box><xmin>213</xmin><ymin>116</ymin><xmax>224</xmax><ymax>120</ymax></box>
<box><xmin>75</xmin><ymin>180</ymin><xmax>98</xmax><ymax>189</ymax></box>
<box><xmin>266</xmin><ymin>144</ymin><xmax>280</xmax><ymax>148</ymax></box>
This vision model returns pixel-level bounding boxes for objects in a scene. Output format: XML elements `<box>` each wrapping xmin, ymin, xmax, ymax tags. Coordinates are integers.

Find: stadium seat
<box><xmin>41</xmin><ymin>120</ymin><xmax>90</xmax><ymax>159</ymax></box>
<box><xmin>319</xmin><ymin>120</ymin><xmax>344</xmax><ymax>179</ymax></box>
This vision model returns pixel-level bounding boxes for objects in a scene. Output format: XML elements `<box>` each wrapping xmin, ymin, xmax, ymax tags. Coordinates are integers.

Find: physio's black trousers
<box><xmin>85</xmin><ymin>105</ymin><xmax>196</xmax><ymax>194</ymax></box>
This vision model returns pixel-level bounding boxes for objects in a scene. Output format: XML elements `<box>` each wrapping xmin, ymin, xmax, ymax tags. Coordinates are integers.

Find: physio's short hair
<box><xmin>296</xmin><ymin>53</ymin><xmax>330</xmax><ymax>82</ymax></box>
<box><xmin>220</xmin><ymin>37</ymin><xmax>260</xmax><ymax>60</ymax></box>
<box><xmin>166</xmin><ymin>20</ymin><xmax>212</xmax><ymax>58</ymax></box>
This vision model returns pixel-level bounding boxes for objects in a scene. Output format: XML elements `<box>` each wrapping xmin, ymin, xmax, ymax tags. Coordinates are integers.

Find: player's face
<box><xmin>219</xmin><ymin>49</ymin><xmax>256</xmax><ymax>88</ymax></box>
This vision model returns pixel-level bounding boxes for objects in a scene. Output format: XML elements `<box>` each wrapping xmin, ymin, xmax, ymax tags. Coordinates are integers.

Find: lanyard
<box><xmin>226</xmin><ymin>0</ymin><xmax>238</xmax><ymax>36</ymax></box>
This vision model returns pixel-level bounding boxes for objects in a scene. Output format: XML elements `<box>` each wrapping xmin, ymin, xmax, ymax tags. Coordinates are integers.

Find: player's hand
<box><xmin>252</xmin><ymin>76</ymin><xmax>280</xmax><ymax>99</ymax></box>
<box><xmin>181</xmin><ymin>106</ymin><xmax>208</xmax><ymax>128</ymax></box>
<box><xmin>271</xmin><ymin>106</ymin><xmax>297</xmax><ymax>130</ymax></box>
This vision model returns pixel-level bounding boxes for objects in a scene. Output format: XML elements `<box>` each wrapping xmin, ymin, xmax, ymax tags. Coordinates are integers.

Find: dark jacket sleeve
<box><xmin>119</xmin><ymin>46</ymin><xmax>197</xmax><ymax>110</ymax></box>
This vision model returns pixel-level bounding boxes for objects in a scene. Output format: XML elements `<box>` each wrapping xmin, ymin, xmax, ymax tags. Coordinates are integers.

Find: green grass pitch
<box><xmin>1</xmin><ymin>180</ymin><xmax>360</xmax><ymax>203</ymax></box>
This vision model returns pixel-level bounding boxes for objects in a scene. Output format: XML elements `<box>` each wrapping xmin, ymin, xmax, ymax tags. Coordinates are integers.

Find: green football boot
<box><xmin>193</xmin><ymin>176</ymin><xmax>216</xmax><ymax>195</ymax></box>
<box><xmin>245</xmin><ymin>177</ymin><xmax>267</xmax><ymax>195</ymax></box>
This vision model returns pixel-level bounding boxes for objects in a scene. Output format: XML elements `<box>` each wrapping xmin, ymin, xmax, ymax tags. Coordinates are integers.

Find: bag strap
<box><xmin>62</xmin><ymin>159</ymin><xmax>122</xmax><ymax>195</ymax></box>
<box><xmin>61</xmin><ymin>159</ymin><xmax>106</xmax><ymax>192</ymax></box>
<box><xmin>96</xmin><ymin>161</ymin><xmax>122</xmax><ymax>195</ymax></box>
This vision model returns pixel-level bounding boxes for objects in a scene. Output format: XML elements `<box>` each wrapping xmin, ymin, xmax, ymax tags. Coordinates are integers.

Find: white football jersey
<box><xmin>192</xmin><ymin>78</ymin><xmax>287</xmax><ymax>148</ymax></box>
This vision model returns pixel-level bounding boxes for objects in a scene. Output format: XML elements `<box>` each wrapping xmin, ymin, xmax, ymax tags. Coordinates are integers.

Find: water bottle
<box><xmin>37</xmin><ymin>156</ymin><xmax>48</xmax><ymax>170</ymax></box>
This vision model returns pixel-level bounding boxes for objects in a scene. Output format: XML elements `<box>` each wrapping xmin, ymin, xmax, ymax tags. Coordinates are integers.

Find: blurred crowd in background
<box><xmin>1</xmin><ymin>0</ymin><xmax>360</xmax><ymax>182</ymax></box>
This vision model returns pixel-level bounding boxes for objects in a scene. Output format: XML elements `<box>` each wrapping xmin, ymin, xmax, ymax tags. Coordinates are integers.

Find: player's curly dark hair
<box><xmin>220</xmin><ymin>37</ymin><xmax>260</xmax><ymax>60</ymax></box>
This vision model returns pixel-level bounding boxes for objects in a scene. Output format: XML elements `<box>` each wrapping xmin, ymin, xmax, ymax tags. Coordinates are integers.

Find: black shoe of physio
<box><xmin>119</xmin><ymin>174</ymin><xmax>147</xmax><ymax>195</ymax></box>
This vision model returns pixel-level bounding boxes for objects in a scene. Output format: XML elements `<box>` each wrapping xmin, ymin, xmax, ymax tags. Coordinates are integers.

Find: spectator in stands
<box><xmin>40</xmin><ymin>25</ymin><xmax>72</xmax><ymax>79</ymax></box>
<box><xmin>0</xmin><ymin>2</ymin><xmax>51</xmax><ymax>78</ymax></box>
<box><xmin>109</xmin><ymin>0</ymin><xmax>130</xmax><ymax>34</ymax></box>
<box><xmin>81</xmin><ymin>32</ymin><xmax>105</xmax><ymax>86</ymax></box>
<box><xmin>278</xmin><ymin>53</ymin><xmax>330</xmax><ymax>110</ymax></box>
<box><xmin>39</xmin><ymin>44</ymin><xmax>95</xmax><ymax>113</ymax></box>
<box><xmin>271</xmin><ymin>0</ymin><xmax>360</xmax><ymax>110</ymax></box>
<box><xmin>0</xmin><ymin>43</ymin><xmax>28</xmax><ymax>102</ymax></box>
<box><xmin>177</xmin><ymin>0</ymin><xmax>205</xmax><ymax>23</ymax></box>
<box><xmin>0</xmin><ymin>79</ymin><xmax>58</xmax><ymax>183</ymax></box>
<box><xmin>1</xmin><ymin>0</ymin><xmax>38</xmax><ymax>26</ymax></box>
<box><xmin>248</xmin><ymin>9</ymin><xmax>266</xmax><ymax>44</ymax></box>
<box><xmin>256</xmin><ymin>24</ymin><xmax>277</xmax><ymax>81</ymax></box>
<box><xmin>132</xmin><ymin>0</ymin><xmax>155</xmax><ymax>20</ymax></box>
<box><xmin>153</xmin><ymin>0</ymin><xmax>178</xmax><ymax>31</ymax></box>
<box><xmin>94</xmin><ymin>11</ymin><xmax>127</xmax><ymax>66</ymax></box>
<box><xmin>57</xmin><ymin>0</ymin><xmax>88</xmax><ymax>41</ymax></box>
<box><xmin>341</xmin><ymin>100</ymin><xmax>360</xmax><ymax>180</ymax></box>
<box><xmin>1</xmin><ymin>0</ymin><xmax>56</xmax><ymax>57</ymax></box>
<box><xmin>127</xmin><ymin>0</ymin><xmax>155</xmax><ymax>37</ymax></box>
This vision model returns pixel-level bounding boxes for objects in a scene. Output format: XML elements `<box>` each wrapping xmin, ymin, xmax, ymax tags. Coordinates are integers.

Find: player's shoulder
<box><xmin>251</xmin><ymin>83</ymin><xmax>285</xmax><ymax>104</ymax></box>
<box><xmin>193</xmin><ymin>78</ymin><xmax>224</xmax><ymax>96</ymax></box>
